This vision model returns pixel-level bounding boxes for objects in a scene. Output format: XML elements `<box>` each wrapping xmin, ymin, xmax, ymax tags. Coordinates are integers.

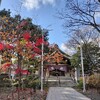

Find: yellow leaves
<box><xmin>11</xmin><ymin>54</ymin><xmax>16</xmax><ymax>58</ymax></box>
<box><xmin>20</xmin><ymin>39</ymin><xmax>27</xmax><ymax>46</ymax></box>
<box><xmin>3</xmin><ymin>51</ymin><xmax>7</xmax><ymax>56</ymax></box>
<box><xmin>2</xmin><ymin>33</ymin><xmax>6</xmax><ymax>40</ymax></box>
<box><xmin>28</xmin><ymin>55</ymin><xmax>32</xmax><ymax>59</ymax></box>
<box><xmin>2</xmin><ymin>16</ymin><xmax>7</xmax><ymax>20</ymax></box>
<box><xmin>12</xmin><ymin>30</ymin><xmax>16</xmax><ymax>35</ymax></box>
<box><xmin>6</xmin><ymin>20</ymin><xmax>8</xmax><ymax>22</ymax></box>
<box><xmin>1</xmin><ymin>16</ymin><xmax>9</xmax><ymax>23</ymax></box>
<box><xmin>0</xmin><ymin>32</ymin><xmax>10</xmax><ymax>40</ymax></box>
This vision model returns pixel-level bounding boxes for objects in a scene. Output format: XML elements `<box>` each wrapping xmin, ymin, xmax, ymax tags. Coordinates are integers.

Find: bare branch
<box><xmin>58</xmin><ymin>0</ymin><xmax>100</xmax><ymax>33</ymax></box>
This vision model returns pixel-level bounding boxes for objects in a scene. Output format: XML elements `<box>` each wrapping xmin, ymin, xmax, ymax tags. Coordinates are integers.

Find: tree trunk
<box><xmin>18</xmin><ymin>53</ymin><xmax>22</xmax><ymax>88</ymax></box>
<box><xmin>17</xmin><ymin>53</ymin><xmax>22</xmax><ymax>100</ymax></box>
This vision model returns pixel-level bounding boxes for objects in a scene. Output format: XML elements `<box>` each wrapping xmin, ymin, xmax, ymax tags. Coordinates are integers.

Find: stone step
<box><xmin>45</xmin><ymin>76</ymin><xmax>76</xmax><ymax>87</ymax></box>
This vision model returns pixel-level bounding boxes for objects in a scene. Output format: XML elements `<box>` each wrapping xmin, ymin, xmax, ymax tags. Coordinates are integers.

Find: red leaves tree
<box><xmin>0</xmin><ymin>9</ymin><xmax>49</xmax><ymax>75</ymax></box>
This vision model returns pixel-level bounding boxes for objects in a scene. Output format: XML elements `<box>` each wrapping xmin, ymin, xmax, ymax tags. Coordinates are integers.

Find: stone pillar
<box><xmin>77</xmin><ymin>67</ymin><xmax>80</xmax><ymax>80</ymax></box>
<box><xmin>75</xmin><ymin>67</ymin><xmax>80</xmax><ymax>83</ymax></box>
<box><xmin>75</xmin><ymin>68</ymin><xmax>78</xmax><ymax>83</ymax></box>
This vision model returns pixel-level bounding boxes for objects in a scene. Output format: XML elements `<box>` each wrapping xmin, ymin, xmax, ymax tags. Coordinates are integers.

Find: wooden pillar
<box><xmin>46</xmin><ymin>68</ymin><xmax>49</xmax><ymax>77</ymax></box>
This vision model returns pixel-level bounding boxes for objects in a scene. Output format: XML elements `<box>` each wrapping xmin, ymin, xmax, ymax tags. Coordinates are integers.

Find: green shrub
<box><xmin>24</xmin><ymin>75</ymin><xmax>41</xmax><ymax>89</ymax></box>
<box><xmin>0</xmin><ymin>74</ymin><xmax>11</xmax><ymax>87</ymax></box>
<box><xmin>77</xmin><ymin>77</ymin><xmax>83</xmax><ymax>89</ymax></box>
<box><xmin>86</xmin><ymin>74</ymin><xmax>100</xmax><ymax>88</ymax></box>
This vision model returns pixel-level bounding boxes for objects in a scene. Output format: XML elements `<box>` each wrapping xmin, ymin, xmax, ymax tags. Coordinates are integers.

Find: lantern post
<box><xmin>80</xmin><ymin>43</ymin><xmax>86</xmax><ymax>92</ymax></box>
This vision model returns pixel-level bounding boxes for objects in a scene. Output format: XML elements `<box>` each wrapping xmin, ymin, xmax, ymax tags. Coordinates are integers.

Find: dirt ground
<box><xmin>76</xmin><ymin>88</ymin><xmax>100</xmax><ymax>100</ymax></box>
<box><xmin>0</xmin><ymin>88</ymin><xmax>47</xmax><ymax>100</ymax></box>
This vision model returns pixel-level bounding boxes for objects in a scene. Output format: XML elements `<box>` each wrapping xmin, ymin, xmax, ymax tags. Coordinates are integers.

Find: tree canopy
<box><xmin>71</xmin><ymin>42</ymin><xmax>100</xmax><ymax>74</ymax></box>
<box><xmin>0</xmin><ymin>9</ymin><xmax>49</xmax><ymax>72</ymax></box>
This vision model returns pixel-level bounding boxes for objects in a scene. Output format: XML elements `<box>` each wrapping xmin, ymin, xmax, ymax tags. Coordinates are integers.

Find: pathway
<box><xmin>46</xmin><ymin>87</ymin><xmax>91</xmax><ymax>100</ymax></box>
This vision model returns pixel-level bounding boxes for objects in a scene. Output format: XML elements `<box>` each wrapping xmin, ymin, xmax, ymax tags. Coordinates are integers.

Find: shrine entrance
<box><xmin>49</xmin><ymin>69</ymin><xmax>65</xmax><ymax>76</ymax></box>
<box><xmin>44</xmin><ymin>44</ymin><xmax>71</xmax><ymax>77</ymax></box>
<box><xmin>45</xmin><ymin>64</ymin><xmax>69</xmax><ymax>77</ymax></box>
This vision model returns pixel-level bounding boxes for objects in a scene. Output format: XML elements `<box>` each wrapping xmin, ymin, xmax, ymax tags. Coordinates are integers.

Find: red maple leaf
<box><xmin>23</xmin><ymin>32</ymin><xmax>31</xmax><ymax>40</ymax></box>
<box><xmin>0</xmin><ymin>43</ymin><xmax>4</xmax><ymax>50</ymax></box>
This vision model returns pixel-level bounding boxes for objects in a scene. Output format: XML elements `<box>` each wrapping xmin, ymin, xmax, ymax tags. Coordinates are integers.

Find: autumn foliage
<box><xmin>0</xmin><ymin>9</ymin><xmax>49</xmax><ymax>72</ymax></box>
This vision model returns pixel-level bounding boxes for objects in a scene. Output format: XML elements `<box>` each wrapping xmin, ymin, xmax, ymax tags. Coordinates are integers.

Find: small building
<box><xmin>44</xmin><ymin>44</ymin><xmax>71</xmax><ymax>76</ymax></box>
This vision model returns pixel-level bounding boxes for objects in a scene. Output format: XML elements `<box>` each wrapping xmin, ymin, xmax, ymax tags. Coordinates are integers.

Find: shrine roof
<box><xmin>44</xmin><ymin>44</ymin><xmax>71</xmax><ymax>64</ymax></box>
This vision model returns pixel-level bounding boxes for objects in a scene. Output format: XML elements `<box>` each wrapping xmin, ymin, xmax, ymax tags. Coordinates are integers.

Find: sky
<box><xmin>0</xmin><ymin>0</ymin><xmax>69</xmax><ymax>53</ymax></box>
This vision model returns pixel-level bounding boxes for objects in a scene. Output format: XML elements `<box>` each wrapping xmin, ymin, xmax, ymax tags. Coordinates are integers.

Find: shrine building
<box><xmin>44</xmin><ymin>44</ymin><xmax>71</xmax><ymax>76</ymax></box>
